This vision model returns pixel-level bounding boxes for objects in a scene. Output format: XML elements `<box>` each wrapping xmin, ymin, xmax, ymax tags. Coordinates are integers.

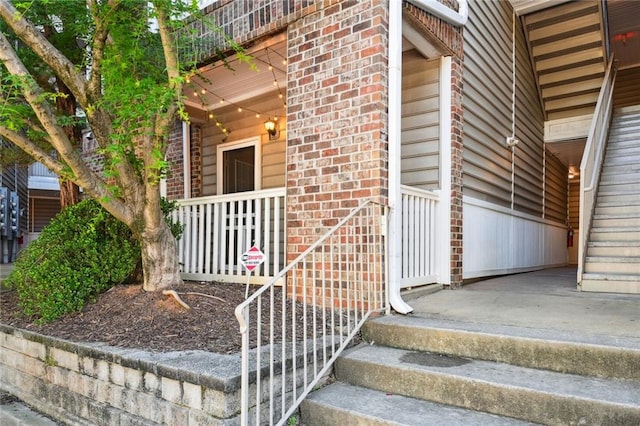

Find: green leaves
<box><xmin>7</xmin><ymin>199</ymin><xmax>141</xmax><ymax>323</ymax></box>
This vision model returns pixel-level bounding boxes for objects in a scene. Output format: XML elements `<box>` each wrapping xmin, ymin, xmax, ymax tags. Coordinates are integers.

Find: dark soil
<box><xmin>0</xmin><ymin>281</ymin><xmax>311</xmax><ymax>354</ymax></box>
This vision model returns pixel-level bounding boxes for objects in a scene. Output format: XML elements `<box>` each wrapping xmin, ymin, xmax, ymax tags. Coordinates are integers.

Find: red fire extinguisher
<box><xmin>567</xmin><ymin>227</ymin><xmax>574</xmax><ymax>247</ymax></box>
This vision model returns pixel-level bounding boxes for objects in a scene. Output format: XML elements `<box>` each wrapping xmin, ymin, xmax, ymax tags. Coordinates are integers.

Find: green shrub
<box><xmin>6</xmin><ymin>199</ymin><xmax>140</xmax><ymax>323</ymax></box>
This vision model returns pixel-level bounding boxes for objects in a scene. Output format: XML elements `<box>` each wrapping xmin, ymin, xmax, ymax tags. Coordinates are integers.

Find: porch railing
<box><xmin>234</xmin><ymin>200</ymin><xmax>388</xmax><ymax>425</ymax></box>
<box><xmin>578</xmin><ymin>56</ymin><xmax>617</xmax><ymax>284</ymax></box>
<box><xmin>173</xmin><ymin>188</ymin><xmax>286</xmax><ymax>284</ymax></box>
<box><xmin>400</xmin><ymin>185</ymin><xmax>439</xmax><ymax>286</ymax></box>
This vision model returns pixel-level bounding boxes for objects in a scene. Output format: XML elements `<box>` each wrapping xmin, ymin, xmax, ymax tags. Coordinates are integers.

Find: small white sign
<box><xmin>241</xmin><ymin>245</ymin><xmax>265</xmax><ymax>272</ymax></box>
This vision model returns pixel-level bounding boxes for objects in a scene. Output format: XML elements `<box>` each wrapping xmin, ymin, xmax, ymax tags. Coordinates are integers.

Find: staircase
<box><xmin>300</xmin><ymin>315</ymin><xmax>640</xmax><ymax>425</ymax></box>
<box><xmin>581</xmin><ymin>105</ymin><xmax>640</xmax><ymax>294</ymax></box>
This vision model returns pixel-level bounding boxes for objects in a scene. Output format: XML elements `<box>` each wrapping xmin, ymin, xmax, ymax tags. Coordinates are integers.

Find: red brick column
<box><xmin>450</xmin><ymin>56</ymin><xmax>464</xmax><ymax>287</ymax></box>
<box><xmin>286</xmin><ymin>0</ymin><xmax>389</xmax><ymax>258</ymax></box>
<box><xmin>165</xmin><ymin>122</ymin><xmax>185</xmax><ymax>201</ymax></box>
<box><xmin>286</xmin><ymin>1</ymin><xmax>389</xmax><ymax>305</ymax></box>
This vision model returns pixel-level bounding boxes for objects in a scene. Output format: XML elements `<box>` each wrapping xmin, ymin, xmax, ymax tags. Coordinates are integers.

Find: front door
<box><xmin>217</xmin><ymin>138</ymin><xmax>261</xmax><ymax>272</ymax></box>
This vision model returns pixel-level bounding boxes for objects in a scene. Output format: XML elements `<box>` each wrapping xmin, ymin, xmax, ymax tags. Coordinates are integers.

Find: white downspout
<box><xmin>387</xmin><ymin>0</ymin><xmax>468</xmax><ymax>314</ymax></box>
<box><xmin>388</xmin><ymin>0</ymin><xmax>413</xmax><ymax>314</ymax></box>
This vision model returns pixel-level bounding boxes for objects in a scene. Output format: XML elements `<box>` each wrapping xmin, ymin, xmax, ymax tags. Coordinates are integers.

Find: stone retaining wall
<box><xmin>0</xmin><ymin>325</ymin><xmax>245</xmax><ymax>425</ymax></box>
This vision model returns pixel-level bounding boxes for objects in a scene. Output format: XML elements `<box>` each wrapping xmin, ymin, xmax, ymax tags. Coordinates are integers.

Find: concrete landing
<box><xmin>408</xmin><ymin>267</ymin><xmax>640</xmax><ymax>338</ymax></box>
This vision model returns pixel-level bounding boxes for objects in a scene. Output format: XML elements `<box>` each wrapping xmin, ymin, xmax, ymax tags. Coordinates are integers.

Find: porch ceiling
<box><xmin>183</xmin><ymin>35</ymin><xmax>287</xmax><ymax>114</ymax></box>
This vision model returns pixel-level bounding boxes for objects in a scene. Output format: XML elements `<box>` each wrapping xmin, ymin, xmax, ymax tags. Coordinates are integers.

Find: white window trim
<box><xmin>216</xmin><ymin>136</ymin><xmax>262</xmax><ymax>195</ymax></box>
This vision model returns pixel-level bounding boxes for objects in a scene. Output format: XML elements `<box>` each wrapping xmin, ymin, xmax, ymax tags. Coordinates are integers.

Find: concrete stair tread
<box><xmin>588</xmin><ymin>241</ymin><xmax>640</xmax><ymax>246</ymax></box>
<box><xmin>340</xmin><ymin>344</ymin><xmax>640</xmax><ymax>407</ymax></box>
<box><xmin>591</xmin><ymin>226</ymin><xmax>640</xmax><ymax>232</ymax></box>
<box><xmin>303</xmin><ymin>382</ymin><xmax>536</xmax><ymax>426</ymax></box>
<box><xmin>593</xmin><ymin>213</ymin><xmax>640</xmax><ymax>219</ymax></box>
<box><xmin>366</xmin><ymin>315</ymin><xmax>640</xmax><ymax>351</ymax></box>
<box><xmin>585</xmin><ymin>256</ymin><xmax>640</xmax><ymax>263</ymax></box>
<box><xmin>582</xmin><ymin>272</ymin><xmax>640</xmax><ymax>282</ymax></box>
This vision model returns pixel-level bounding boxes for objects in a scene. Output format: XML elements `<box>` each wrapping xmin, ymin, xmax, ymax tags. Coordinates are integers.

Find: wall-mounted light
<box><xmin>264</xmin><ymin>117</ymin><xmax>280</xmax><ymax>140</ymax></box>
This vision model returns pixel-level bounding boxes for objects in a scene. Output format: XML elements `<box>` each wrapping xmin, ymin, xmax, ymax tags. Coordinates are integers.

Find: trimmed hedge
<box><xmin>7</xmin><ymin>199</ymin><xmax>140</xmax><ymax>323</ymax></box>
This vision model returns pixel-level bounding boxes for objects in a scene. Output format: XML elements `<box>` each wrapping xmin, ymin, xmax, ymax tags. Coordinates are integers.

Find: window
<box><xmin>217</xmin><ymin>137</ymin><xmax>261</xmax><ymax>194</ymax></box>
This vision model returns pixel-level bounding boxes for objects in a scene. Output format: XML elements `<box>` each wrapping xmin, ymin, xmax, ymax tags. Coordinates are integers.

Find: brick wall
<box><xmin>190</xmin><ymin>124</ymin><xmax>203</xmax><ymax>198</ymax></box>
<box><xmin>284</xmin><ymin>0</ymin><xmax>389</xmax><ymax>305</ymax></box>
<box><xmin>165</xmin><ymin>121</ymin><xmax>185</xmax><ymax>201</ymax></box>
<box><xmin>286</xmin><ymin>0</ymin><xmax>389</xmax><ymax>254</ymax></box>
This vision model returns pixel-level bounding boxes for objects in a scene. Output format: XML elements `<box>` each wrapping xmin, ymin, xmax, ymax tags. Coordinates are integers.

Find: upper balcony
<box><xmin>28</xmin><ymin>162</ymin><xmax>59</xmax><ymax>191</ymax></box>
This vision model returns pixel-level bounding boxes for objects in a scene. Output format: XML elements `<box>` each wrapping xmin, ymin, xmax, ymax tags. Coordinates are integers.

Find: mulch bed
<box><xmin>0</xmin><ymin>281</ymin><xmax>336</xmax><ymax>355</ymax></box>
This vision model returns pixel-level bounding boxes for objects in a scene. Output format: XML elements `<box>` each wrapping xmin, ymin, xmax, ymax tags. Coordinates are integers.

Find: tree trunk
<box><xmin>139</xmin><ymin>220</ymin><xmax>182</xmax><ymax>291</ymax></box>
<box><xmin>59</xmin><ymin>178</ymin><xmax>81</xmax><ymax>209</ymax></box>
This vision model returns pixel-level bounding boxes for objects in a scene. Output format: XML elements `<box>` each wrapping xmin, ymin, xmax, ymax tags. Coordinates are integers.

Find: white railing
<box><xmin>173</xmin><ymin>188</ymin><xmax>285</xmax><ymax>284</ymax></box>
<box><xmin>400</xmin><ymin>185</ymin><xmax>439</xmax><ymax>286</ymax></box>
<box><xmin>578</xmin><ymin>56</ymin><xmax>617</xmax><ymax>284</ymax></box>
<box><xmin>234</xmin><ymin>200</ymin><xmax>388</xmax><ymax>425</ymax></box>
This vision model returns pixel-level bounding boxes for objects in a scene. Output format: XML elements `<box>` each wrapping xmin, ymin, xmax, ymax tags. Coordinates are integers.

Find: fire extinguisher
<box><xmin>567</xmin><ymin>227</ymin><xmax>574</xmax><ymax>247</ymax></box>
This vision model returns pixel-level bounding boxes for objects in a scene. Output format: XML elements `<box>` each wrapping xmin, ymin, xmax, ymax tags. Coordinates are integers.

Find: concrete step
<box><xmin>587</xmin><ymin>241</ymin><xmax>640</xmax><ymax>257</ymax></box>
<box><xmin>599</xmin><ymin>172</ymin><xmax>640</xmax><ymax>185</ymax></box>
<box><xmin>584</xmin><ymin>256</ymin><xmax>640</xmax><ymax>274</ymax></box>
<box><xmin>589</xmin><ymin>227</ymin><xmax>640</xmax><ymax>242</ymax></box>
<box><xmin>592</xmin><ymin>215</ymin><xmax>640</xmax><ymax>228</ymax></box>
<box><xmin>606</xmin><ymin>140</ymin><xmax>640</xmax><ymax>153</ymax></box>
<box><xmin>580</xmin><ymin>273</ymin><xmax>640</xmax><ymax>294</ymax></box>
<box><xmin>604</xmin><ymin>151</ymin><xmax>640</xmax><ymax>164</ymax></box>
<box><xmin>596</xmin><ymin>191</ymin><xmax>640</xmax><ymax>204</ymax></box>
<box><xmin>334</xmin><ymin>344</ymin><xmax>640</xmax><ymax>425</ymax></box>
<box><xmin>361</xmin><ymin>316</ymin><xmax>640</xmax><ymax>380</ymax></box>
<box><xmin>595</xmin><ymin>203</ymin><xmax>640</xmax><ymax>215</ymax></box>
<box><xmin>602</xmin><ymin>151</ymin><xmax>640</xmax><ymax>165</ymax></box>
<box><xmin>301</xmin><ymin>382</ymin><xmax>536</xmax><ymax>426</ymax></box>
<box><xmin>606</xmin><ymin>138</ymin><xmax>640</xmax><ymax>151</ymax></box>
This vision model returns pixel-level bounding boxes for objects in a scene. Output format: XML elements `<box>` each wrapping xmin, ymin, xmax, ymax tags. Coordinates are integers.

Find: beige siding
<box><xmin>464</xmin><ymin>0</ymin><xmax>549</xmax><ymax>217</ymax></box>
<box><xmin>463</xmin><ymin>0</ymin><xmax>513</xmax><ymax>207</ymax></box>
<box><xmin>568</xmin><ymin>179</ymin><xmax>580</xmax><ymax>230</ymax></box>
<box><xmin>514</xmin><ymin>10</ymin><xmax>545</xmax><ymax>217</ymax></box>
<box><xmin>544</xmin><ymin>150</ymin><xmax>568</xmax><ymax>223</ymax></box>
<box><xmin>199</xmin><ymin>91</ymin><xmax>286</xmax><ymax>196</ymax></box>
<box><xmin>29</xmin><ymin>195</ymin><xmax>61</xmax><ymax>232</ymax></box>
<box><xmin>401</xmin><ymin>51</ymin><xmax>440</xmax><ymax>190</ymax></box>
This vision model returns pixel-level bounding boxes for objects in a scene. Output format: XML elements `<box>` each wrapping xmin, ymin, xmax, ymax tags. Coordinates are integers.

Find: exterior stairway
<box><xmin>300</xmin><ymin>315</ymin><xmax>640</xmax><ymax>425</ymax></box>
<box><xmin>581</xmin><ymin>105</ymin><xmax>640</xmax><ymax>293</ymax></box>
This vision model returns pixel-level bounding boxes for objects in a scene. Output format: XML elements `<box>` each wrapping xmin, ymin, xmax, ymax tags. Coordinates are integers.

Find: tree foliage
<box><xmin>0</xmin><ymin>0</ymin><xmax>244</xmax><ymax>291</ymax></box>
<box><xmin>6</xmin><ymin>199</ymin><xmax>141</xmax><ymax>323</ymax></box>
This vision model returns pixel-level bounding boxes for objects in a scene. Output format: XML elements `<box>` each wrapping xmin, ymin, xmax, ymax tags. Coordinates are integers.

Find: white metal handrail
<box><xmin>578</xmin><ymin>56</ymin><xmax>617</xmax><ymax>284</ymax></box>
<box><xmin>173</xmin><ymin>188</ymin><xmax>285</xmax><ymax>284</ymax></box>
<box><xmin>234</xmin><ymin>199</ymin><xmax>388</xmax><ymax>425</ymax></box>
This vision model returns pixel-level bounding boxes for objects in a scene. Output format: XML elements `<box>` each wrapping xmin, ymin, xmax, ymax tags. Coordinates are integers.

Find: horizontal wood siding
<box><xmin>197</xmin><ymin>91</ymin><xmax>286</xmax><ymax>196</ymax></box>
<box><xmin>463</xmin><ymin>0</ymin><xmax>513</xmax><ymax>207</ymax></box>
<box><xmin>464</xmin><ymin>0</ymin><xmax>547</xmax><ymax>218</ymax></box>
<box><xmin>514</xmin><ymin>11</ymin><xmax>545</xmax><ymax>216</ymax></box>
<box><xmin>544</xmin><ymin>150</ymin><xmax>568</xmax><ymax>223</ymax></box>
<box><xmin>28</xmin><ymin>196</ymin><xmax>61</xmax><ymax>232</ymax></box>
<box><xmin>401</xmin><ymin>51</ymin><xmax>440</xmax><ymax>190</ymax></box>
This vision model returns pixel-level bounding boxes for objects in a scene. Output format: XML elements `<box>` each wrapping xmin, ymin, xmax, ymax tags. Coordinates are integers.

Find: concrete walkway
<box><xmin>409</xmin><ymin>267</ymin><xmax>640</xmax><ymax>338</ymax></box>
